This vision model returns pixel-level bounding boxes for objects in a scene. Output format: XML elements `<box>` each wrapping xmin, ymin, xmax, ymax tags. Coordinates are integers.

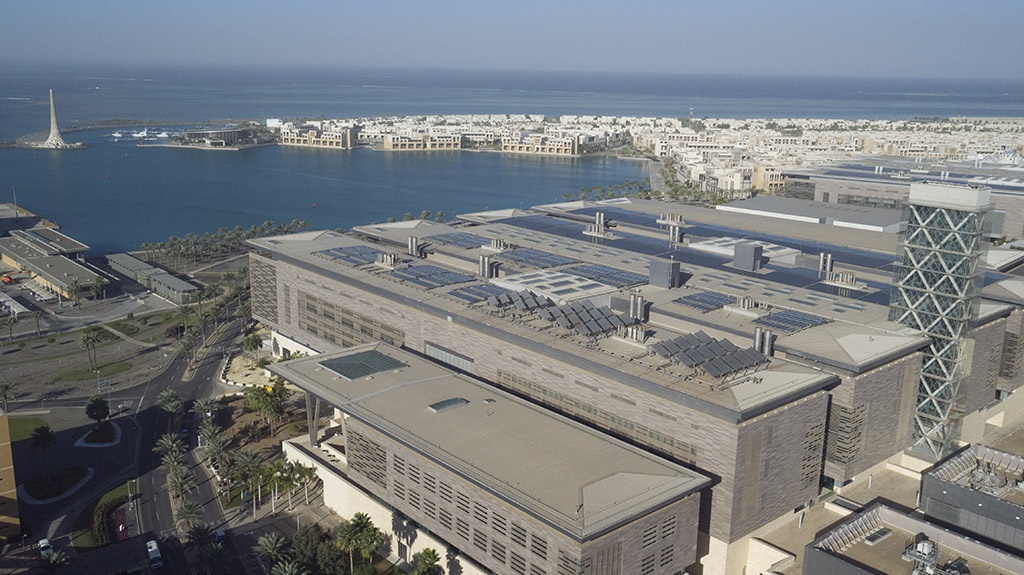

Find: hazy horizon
<box><xmin>3</xmin><ymin>1</ymin><xmax>1022</xmax><ymax>81</ymax></box>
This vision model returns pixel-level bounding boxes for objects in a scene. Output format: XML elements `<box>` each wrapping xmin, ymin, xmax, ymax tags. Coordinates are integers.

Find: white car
<box><xmin>38</xmin><ymin>538</ymin><xmax>53</xmax><ymax>558</ymax></box>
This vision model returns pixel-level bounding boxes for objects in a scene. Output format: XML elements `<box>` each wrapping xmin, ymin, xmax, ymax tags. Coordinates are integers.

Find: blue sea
<box><xmin>1</xmin><ymin>64</ymin><xmax>1023</xmax><ymax>253</ymax></box>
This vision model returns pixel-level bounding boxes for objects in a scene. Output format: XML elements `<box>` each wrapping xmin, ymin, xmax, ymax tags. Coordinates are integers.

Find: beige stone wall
<box><xmin>258</xmin><ymin>255</ymin><xmax>834</xmax><ymax>545</ymax></box>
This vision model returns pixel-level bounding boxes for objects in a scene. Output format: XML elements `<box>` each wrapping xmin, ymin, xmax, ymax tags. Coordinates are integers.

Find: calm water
<box><xmin>2</xmin><ymin>64</ymin><xmax>1022</xmax><ymax>253</ymax></box>
<box><xmin>2</xmin><ymin>129</ymin><xmax>646</xmax><ymax>254</ymax></box>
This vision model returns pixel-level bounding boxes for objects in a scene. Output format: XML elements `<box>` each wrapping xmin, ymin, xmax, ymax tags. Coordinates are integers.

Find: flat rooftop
<box><xmin>716</xmin><ymin>196</ymin><xmax>902</xmax><ymax>232</ymax></box>
<box><xmin>929</xmin><ymin>444</ymin><xmax>1024</xmax><ymax>508</ymax></box>
<box><xmin>809</xmin><ymin>504</ymin><xmax>1024</xmax><ymax>575</ymax></box>
<box><xmin>784</xmin><ymin>156</ymin><xmax>1024</xmax><ymax>194</ymax></box>
<box><xmin>250</xmin><ymin>230</ymin><xmax>837</xmax><ymax>421</ymax></box>
<box><xmin>270</xmin><ymin>342</ymin><xmax>712</xmax><ymax>540</ymax></box>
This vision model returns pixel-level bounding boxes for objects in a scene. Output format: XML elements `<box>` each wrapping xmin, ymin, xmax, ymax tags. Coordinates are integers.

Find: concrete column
<box><xmin>306</xmin><ymin>393</ymin><xmax>321</xmax><ymax>447</ymax></box>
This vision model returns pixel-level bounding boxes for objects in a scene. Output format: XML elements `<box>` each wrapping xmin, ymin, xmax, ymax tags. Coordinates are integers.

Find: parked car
<box><xmin>38</xmin><ymin>538</ymin><xmax>53</xmax><ymax>558</ymax></box>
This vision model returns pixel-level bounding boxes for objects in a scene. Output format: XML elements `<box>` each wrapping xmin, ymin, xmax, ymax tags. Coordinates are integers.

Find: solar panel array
<box><xmin>499</xmin><ymin>248</ymin><xmax>578</xmax><ymax>269</ymax></box>
<box><xmin>487</xmin><ymin>290</ymin><xmax>553</xmax><ymax>312</ymax></box>
<box><xmin>389</xmin><ymin>265</ymin><xmax>473</xmax><ymax>289</ymax></box>
<box><xmin>449</xmin><ymin>284</ymin><xmax>513</xmax><ymax>304</ymax></box>
<box><xmin>753</xmin><ymin>309</ymin><xmax>831</xmax><ymax>334</ymax></box>
<box><xmin>539</xmin><ymin>300</ymin><xmax>634</xmax><ymax>338</ymax></box>
<box><xmin>650</xmin><ymin>330</ymin><xmax>769</xmax><ymax>379</ymax></box>
<box><xmin>318</xmin><ymin>246</ymin><xmax>385</xmax><ymax>265</ymax></box>
<box><xmin>426</xmin><ymin>232</ymin><xmax>488</xmax><ymax>250</ymax></box>
<box><xmin>675</xmin><ymin>292</ymin><xmax>736</xmax><ymax>313</ymax></box>
<box><xmin>564</xmin><ymin>264</ymin><xmax>647</xmax><ymax>288</ymax></box>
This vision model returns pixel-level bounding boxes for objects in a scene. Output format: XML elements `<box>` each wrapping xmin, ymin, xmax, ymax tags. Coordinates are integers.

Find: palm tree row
<box><xmin>141</xmin><ymin>220</ymin><xmax>310</xmax><ymax>270</ymax></box>
<box><xmin>254</xmin><ymin>512</ymin><xmax>400</xmax><ymax>575</ymax></box>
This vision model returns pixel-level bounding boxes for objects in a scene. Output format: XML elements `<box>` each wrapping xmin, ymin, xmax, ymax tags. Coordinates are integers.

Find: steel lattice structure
<box><xmin>890</xmin><ymin>194</ymin><xmax>989</xmax><ymax>458</ymax></box>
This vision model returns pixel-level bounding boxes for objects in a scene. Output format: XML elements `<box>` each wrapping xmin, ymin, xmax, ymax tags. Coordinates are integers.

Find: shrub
<box><xmin>47</xmin><ymin>337</ymin><xmax>56</xmax><ymax>344</ymax></box>
<box><xmin>256</xmin><ymin>358</ymin><xmax>271</xmax><ymax>369</ymax></box>
<box><xmin>17</xmin><ymin>342</ymin><xmax>25</xmax><ymax>348</ymax></box>
<box><xmin>127</xmin><ymin>312</ymin><xmax>134</xmax><ymax>321</ymax></box>
<box><xmin>91</xmin><ymin>495</ymin><xmax>129</xmax><ymax>547</ymax></box>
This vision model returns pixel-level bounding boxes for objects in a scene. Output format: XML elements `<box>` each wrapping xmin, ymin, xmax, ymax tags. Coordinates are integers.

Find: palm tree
<box><xmin>202</xmin><ymin>433</ymin><xmax>230</xmax><ymax>467</ymax></box>
<box><xmin>194</xmin><ymin>541</ymin><xmax>224</xmax><ymax>575</ymax></box>
<box><xmin>270</xmin><ymin>560</ymin><xmax>308</xmax><ymax>575</ymax></box>
<box><xmin>154</xmin><ymin>433</ymin><xmax>184</xmax><ymax>457</ymax></box>
<box><xmin>162</xmin><ymin>450</ymin><xmax>185</xmax><ymax>469</ymax></box>
<box><xmin>174</xmin><ymin>498</ymin><xmax>204</xmax><ymax>530</ymax></box>
<box><xmin>176</xmin><ymin>304</ymin><xmax>191</xmax><ymax>335</ymax></box>
<box><xmin>67</xmin><ymin>278</ymin><xmax>81</xmax><ymax>306</ymax></box>
<box><xmin>234</xmin><ymin>450</ymin><xmax>263</xmax><ymax>513</ymax></box>
<box><xmin>336</xmin><ymin>521</ymin><xmax>359</xmax><ymax>574</ymax></box>
<box><xmin>356</xmin><ymin>519</ymin><xmax>383</xmax><ymax>566</ymax></box>
<box><xmin>90</xmin><ymin>279</ymin><xmax>103</xmax><ymax>301</ymax></box>
<box><xmin>30</xmin><ymin>310</ymin><xmax>42</xmax><ymax>338</ymax></box>
<box><xmin>167</xmin><ymin>466</ymin><xmax>197</xmax><ymax>500</ymax></box>
<box><xmin>243</xmin><ymin>333</ymin><xmax>263</xmax><ymax>364</ymax></box>
<box><xmin>79</xmin><ymin>331</ymin><xmax>100</xmax><ymax>370</ymax></box>
<box><xmin>157</xmin><ymin>389</ymin><xmax>183</xmax><ymax>430</ymax></box>
<box><xmin>197</xmin><ymin>418</ymin><xmax>219</xmax><ymax>446</ymax></box>
<box><xmin>4</xmin><ymin>315</ymin><xmax>17</xmax><ymax>344</ymax></box>
<box><xmin>193</xmin><ymin>397</ymin><xmax>217</xmax><ymax>419</ymax></box>
<box><xmin>187</xmin><ymin>523</ymin><xmax>216</xmax><ymax>548</ymax></box>
<box><xmin>256</xmin><ymin>531</ymin><xmax>290</xmax><ymax>565</ymax></box>
<box><xmin>0</xmin><ymin>381</ymin><xmax>17</xmax><ymax>412</ymax></box>
<box><xmin>30</xmin><ymin>426</ymin><xmax>57</xmax><ymax>484</ymax></box>
<box><xmin>414</xmin><ymin>548</ymin><xmax>443</xmax><ymax>575</ymax></box>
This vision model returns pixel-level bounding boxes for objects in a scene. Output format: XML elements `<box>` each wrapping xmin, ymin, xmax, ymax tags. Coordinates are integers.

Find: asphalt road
<box><xmin>107</xmin><ymin>317</ymin><xmax>242</xmax><ymax>574</ymax></box>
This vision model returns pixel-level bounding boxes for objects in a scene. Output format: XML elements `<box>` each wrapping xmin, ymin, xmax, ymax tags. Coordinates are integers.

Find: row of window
<box><xmin>496</xmin><ymin>370</ymin><xmax>697</xmax><ymax>465</ymax></box>
<box><xmin>297</xmin><ymin>290</ymin><xmax>405</xmax><ymax>348</ymax></box>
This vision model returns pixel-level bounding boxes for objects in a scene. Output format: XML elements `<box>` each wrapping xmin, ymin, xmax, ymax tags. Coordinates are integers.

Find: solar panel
<box><xmin>426</xmin><ymin>232</ymin><xmax>488</xmax><ymax>250</ymax></box>
<box><xmin>564</xmin><ymin>264</ymin><xmax>647</xmax><ymax>288</ymax></box>
<box><xmin>753</xmin><ymin>309</ymin><xmax>831</xmax><ymax>333</ymax></box>
<box><xmin>450</xmin><ymin>284</ymin><xmax>515</xmax><ymax>304</ymax></box>
<box><xmin>675</xmin><ymin>291</ymin><xmax>737</xmax><ymax>313</ymax></box>
<box><xmin>317</xmin><ymin>245</ymin><xmax>386</xmax><ymax>266</ymax></box>
<box><xmin>391</xmin><ymin>264</ymin><xmax>473</xmax><ymax>289</ymax></box>
<box><xmin>499</xmin><ymin>248</ymin><xmax>578</xmax><ymax>269</ymax></box>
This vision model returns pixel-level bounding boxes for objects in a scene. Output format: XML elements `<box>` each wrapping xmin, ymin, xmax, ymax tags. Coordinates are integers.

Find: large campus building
<box><xmin>252</xmin><ymin>182</ymin><xmax>1024</xmax><ymax>574</ymax></box>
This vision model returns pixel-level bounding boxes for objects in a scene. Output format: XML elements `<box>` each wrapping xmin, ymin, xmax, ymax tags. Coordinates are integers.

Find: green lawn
<box><xmin>70</xmin><ymin>482</ymin><xmax>131</xmax><ymax>552</ymax></box>
<box><xmin>55</xmin><ymin>361</ymin><xmax>132</xmax><ymax>382</ymax></box>
<box><xmin>108</xmin><ymin>321</ymin><xmax>140</xmax><ymax>337</ymax></box>
<box><xmin>8</xmin><ymin>417</ymin><xmax>47</xmax><ymax>443</ymax></box>
<box><xmin>24</xmin><ymin>466</ymin><xmax>88</xmax><ymax>500</ymax></box>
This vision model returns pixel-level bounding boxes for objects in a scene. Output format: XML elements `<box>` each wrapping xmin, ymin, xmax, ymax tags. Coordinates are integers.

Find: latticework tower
<box><xmin>890</xmin><ymin>182</ymin><xmax>991</xmax><ymax>458</ymax></box>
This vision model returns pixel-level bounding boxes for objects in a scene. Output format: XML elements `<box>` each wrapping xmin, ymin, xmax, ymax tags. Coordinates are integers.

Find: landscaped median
<box><xmin>69</xmin><ymin>482</ymin><xmax>131</xmax><ymax>552</ymax></box>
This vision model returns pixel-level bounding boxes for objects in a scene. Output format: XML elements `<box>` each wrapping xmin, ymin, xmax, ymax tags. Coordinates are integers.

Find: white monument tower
<box><xmin>42</xmin><ymin>89</ymin><xmax>69</xmax><ymax>149</ymax></box>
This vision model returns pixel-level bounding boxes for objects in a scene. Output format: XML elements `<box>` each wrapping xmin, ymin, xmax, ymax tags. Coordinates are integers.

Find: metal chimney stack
<box><xmin>407</xmin><ymin>236</ymin><xmax>419</xmax><ymax>257</ymax></box>
<box><xmin>754</xmin><ymin>327</ymin><xmax>764</xmax><ymax>351</ymax></box>
<box><xmin>629</xmin><ymin>293</ymin><xmax>646</xmax><ymax>321</ymax></box>
<box><xmin>479</xmin><ymin>255</ymin><xmax>493</xmax><ymax>278</ymax></box>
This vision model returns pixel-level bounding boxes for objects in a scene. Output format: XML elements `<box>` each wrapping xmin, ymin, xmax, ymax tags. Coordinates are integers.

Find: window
<box><xmin>530</xmin><ymin>535</ymin><xmax>547</xmax><ymax>561</ymax></box>
<box><xmin>409</xmin><ymin>465</ymin><xmax>421</xmax><ymax>485</ymax></box>
<box><xmin>439</xmin><ymin>508</ymin><xmax>452</xmax><ymax>530</ymax></box>
<box><xmin>510</xmin><ymin>551</ymin><xmax>526</xmax><ymax>575</ymax></box>
<box><xmin>473</xmin><ymin>529</ymin><xmax>488</xmax><ymax>552</ymax></box>
<box><xmin>408</xmin><ymin>490</ymin><xmax>420</xmax><ymax>510</ymax></box>
<box><xmin>492</xmin><ymin>513</ymin><xmax>507</xmax><ymax>536</ymax></box>
<box><xmin>423</xmin><ymin>474</ymin><xmax>436</xmax><ymax>494</ymax></box>
<box><xmin>456</xmin><ymin>492</ymin><xmax>471</xmax><ymax>514</ymax></box>
<box><xmin>511</xmin><ymin>524</ymin><xmax>528</xmax><ymax>548</ymax></box>
<box><xmin>394</xmin><ymin>480</ymin><xmax>405</xmax><ymax>500</ymax></box>
<box><xmin>426</xmin><ymin>341</ymin><xmax>475</xmax><ymax>373</ymax></box>
<box><xmin>641</xmin><ymin>554</ymin><xmax>656</xmax><ymax>575</ymax></box>
<box><xmin>424</xmin><ymin>499</ymin><xmax>436</xmax><ymax>520</ymax></box>
<box><xmin>642</xmin><ymin>525</ymin><xmax>658</xmax><ymax>549</ymax></box>
<box><xmin>456</xmin><ymin>518</ymin><xmax>470</xmax><ymax>541</ymax></box>
<box><xmin>491</xmin><ymin>541</ymin><xmax>507</xmax><ymax>564</ymax></box>
<box><xmin>530</xmin><ymin>565</ymin><xmax>546</xmax><ymax>575</ymax></box>
<box><xmin>473</xmin><ymin>502</ymin><xmax>488</xmax><ymax>524</ymax></box>
<box><xmin>661</xmin><ymin>517</ymin><xmax>676</xmax><ymax>539</ymax></box>
<box><xmin>660</xmin><ymin>546</ymin><xmax>673</xmax><ymax>567</ymax></box>
<box><xmin>439</xmin><ymin>482</ymin><xmax>453</xmax><ymax>504</ymax></box>
<box><xmin>393</xmin><ymin>456</ymin><xmax>405</xmax><ymax>476</ymax></box>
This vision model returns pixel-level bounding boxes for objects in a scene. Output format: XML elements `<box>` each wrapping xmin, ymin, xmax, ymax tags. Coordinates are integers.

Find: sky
<box><xmin>2</xmin><ymin>0</ymin><xmax>1022</xmax><ymax>79</ymax></box>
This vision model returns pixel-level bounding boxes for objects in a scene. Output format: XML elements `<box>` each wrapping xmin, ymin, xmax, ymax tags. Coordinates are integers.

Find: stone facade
<box><xmin>251</xmin><ymin>253</ymin><xmax>830</xmax><ymax>545</ymax></box>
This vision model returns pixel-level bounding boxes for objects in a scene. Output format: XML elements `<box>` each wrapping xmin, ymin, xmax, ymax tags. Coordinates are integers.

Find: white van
<box><xmin>146</xmin><ymin>540</ymin><xmax>163</xmax><ymax>569</ymax></box>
